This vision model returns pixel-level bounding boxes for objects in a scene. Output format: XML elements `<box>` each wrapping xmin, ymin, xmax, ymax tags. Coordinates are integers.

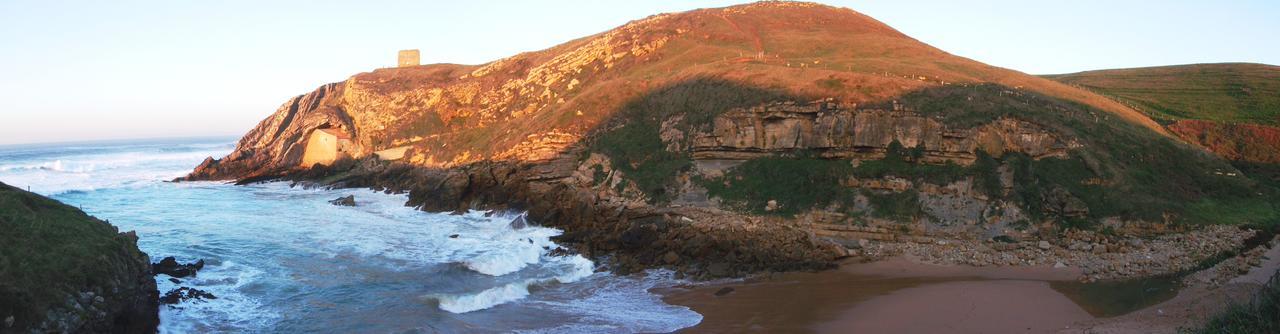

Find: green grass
<box><xmin>0</xmin><ymin>182</ymin><xmax>143</xmax><ymax>329</ymax></box>
<box><xmin>700</xmin><ymin>156</ymin><xmax>857</xmax><ymax>215</ymax></box>
<box><xmin>893</xmin><ymin>84</ymin><xmax>1265</xmax><ymax>225</ymax></box>
<box><xmin>591</xmin><ymin>78</ymin><xmax>1275</xmax><ymax>227</ymax></box>
<box><xmin>587</xmin><ymin>78</ymin><xmax>800</xmax><ymax>203</ymax></box>
<box><xmin>1186</xmin><ymin>269</ymin><xmax>1280</xmax><ymax>334</ymax></box>
<box><xmin>1045</xmin><ymin>63</ymin><xmax>1280</xmax><ymax>125</ymax></box>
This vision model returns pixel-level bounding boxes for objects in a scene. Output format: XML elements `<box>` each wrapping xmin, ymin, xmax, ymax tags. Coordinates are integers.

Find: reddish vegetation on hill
<box><xmin>1169</xmin><ymin>120</ymin><xmax>1280</xmax><ymax>164</ymax></box>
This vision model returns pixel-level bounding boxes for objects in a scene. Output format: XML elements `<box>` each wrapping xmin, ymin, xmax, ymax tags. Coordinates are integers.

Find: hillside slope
<box><xmin>185</xmin><ymin>2</ymin><xmax>1275</xmax><ymax>277</ymax></box>
<box><xmin>185</xmin><ymin>1</ymin><xmax>1162</xmax><ymax>180</ymax></box>
<box><xmin>0</xmin><ymin>182</ymin><xmax>158</xmax><ymax>333</ymax></box>
<box><xmin>1047</xmin><ymin>63</ymin><xmax>1280</xmax><ymax>164</ymax></box>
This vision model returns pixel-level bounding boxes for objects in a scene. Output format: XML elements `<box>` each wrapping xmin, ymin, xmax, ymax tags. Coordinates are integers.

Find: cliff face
<box><xmin>688</xmin><ymin>100</ymin><xmax>1074</xmax><ymax>163</ymax></box>
<box><xmin>0</xmin><ymin>182</ymin><xmax>158</xmax><ymax>333</ymax></box>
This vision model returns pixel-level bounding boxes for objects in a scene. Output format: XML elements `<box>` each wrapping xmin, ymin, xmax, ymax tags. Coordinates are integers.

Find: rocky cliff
<box><xmin>187</xmin><ymin>2</ymin><xmax>1273</xmax><ymax>278</ymax></box>
<box><xmin>184</xmin><ymin>1</ymin><xmax>1160</xmax><ymax>181</ymax></box>
<box><xmin>0</xmin><ymin>182</ymin><xmax>158</xmax><ymax>333</ymax></box>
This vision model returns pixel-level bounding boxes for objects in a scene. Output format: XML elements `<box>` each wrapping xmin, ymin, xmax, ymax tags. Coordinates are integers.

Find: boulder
<box><xmin>158</xmin><ymin>287</ymin><xmax>217</xmax><ymax>305</ymax></box>
<box><xmin>509</xmin><ymin>214</ymin><xmax>528</xmax><ymax>230</ymax></box>
<box><xmin>328</xmin><ymin>195</ymin><xmax>356</xmax><ymax>206</ymax></box>
<box><xmin>152</xmin><ymin>257</ymin><xmax>204</xmax><ymax>278</ymax></box>
<box><xmin>714</xmin><ymin>287</ymin><xmax>735</xmax><ymax>296</ymax></box>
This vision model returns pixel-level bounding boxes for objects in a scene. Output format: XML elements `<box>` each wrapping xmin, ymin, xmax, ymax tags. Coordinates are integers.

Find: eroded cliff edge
<box><xmin>0</xmin><ymin>182</ymin><xmax>159</xmax><ymax>333</ymax></box>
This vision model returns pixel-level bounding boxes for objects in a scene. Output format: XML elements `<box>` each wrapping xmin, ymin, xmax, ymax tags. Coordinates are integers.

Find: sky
<box><xmin>1</xmin><ymin>1</ymin><xmax>1277</xmax><ymax>146</ymax></box>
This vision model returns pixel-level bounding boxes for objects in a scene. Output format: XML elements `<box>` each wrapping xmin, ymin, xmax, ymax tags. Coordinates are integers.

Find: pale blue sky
<box><xmin>1</xmin><ymin>1</ymin><xmax>1276</xmax><ymax>145</ymax></box>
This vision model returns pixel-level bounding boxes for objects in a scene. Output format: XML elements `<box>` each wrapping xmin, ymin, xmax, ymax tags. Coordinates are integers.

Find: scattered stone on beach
<box><xmin>158</xmin><ymin>287</ymin><xmax>217</xmax><ymax>305</ymax></box>
<box><xmin>328</xmin><ymin>195</ymin><xmax>356</xmax><ymax>206</ymax></box>
<box><xmin>153</xmin><ymin>257</ymin><xmax>204</xmax><ymax>278</ymax></box>
<box><xmin>866</xmin><ymin>225</ymin><xmax>1253</xmax><ymax>281</ymax></box>
<box><xmin>714</xmin><ymin>287</ymin><xmax>735</xmax><ymax>297</ymax></box>
<box><xmin>1037</xmin><ymin>241</ymin><xmax>1052</xmax><ymax>250</ymax></box>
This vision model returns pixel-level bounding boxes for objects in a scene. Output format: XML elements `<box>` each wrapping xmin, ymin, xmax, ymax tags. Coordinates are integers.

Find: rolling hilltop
<box><xmin>186</xmin><ymin>2</ymin><xmax>1276</xmax><ymax>277</ymax></box>
<box><xmin>1047</xmin><ymin>63</ymin><xmax>1280</xmax><ymax>164</ymax></box>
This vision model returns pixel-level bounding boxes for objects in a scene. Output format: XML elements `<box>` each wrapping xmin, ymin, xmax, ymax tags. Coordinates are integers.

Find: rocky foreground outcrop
<box><xmin>0</xmin><ymin>182</ymin><xmax>158</xmax><ymax>333</ymax></box>
<box><xmin>290</xmin><ymin>156</ymin><xmax>842</xmax><ymax>278</ymax></box>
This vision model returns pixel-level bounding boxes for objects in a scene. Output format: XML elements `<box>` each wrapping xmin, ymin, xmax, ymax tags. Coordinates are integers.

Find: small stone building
<box><xmin>398</xmin><ymin>49</ymin><xmax>420</xmax><ymax>67</ymax></box>
<box><xmin>301</xmin><ymin>128</ymin><xmax>352</xmax><ymax>167</ymax></box>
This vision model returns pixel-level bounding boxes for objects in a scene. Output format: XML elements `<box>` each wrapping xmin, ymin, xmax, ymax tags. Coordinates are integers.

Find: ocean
<box><xmin>0</xmin><ymin>137</ymin><xmax>701</xmax><ymax>333</ymax></box>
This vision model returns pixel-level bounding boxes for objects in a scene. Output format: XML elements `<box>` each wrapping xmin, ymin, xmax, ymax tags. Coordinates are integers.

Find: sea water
<box><xmin>0</xmin><ymin>138</ymin><xmax>701</xmax><ymax>333</ymax></box>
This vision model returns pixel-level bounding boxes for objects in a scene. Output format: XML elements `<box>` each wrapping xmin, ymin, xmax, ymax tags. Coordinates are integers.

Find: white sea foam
<box><xmin>435</xmin><ymin>255</ymin><xmax>594</xmax><ymax>314</ymax></box>
<box><xmin>513</xmin><ymin>270</ymin><xmax>703</xmax><ymax>334</ymax></box>
<box><xmin>435</xmin><ymin>279</ymin><xmax>536</xmax><ymax>313</ymax></box>
<box><xmin>1</xmin><ymin>139</ymin><xmax>703</xmax><ymax>332</ymax></box>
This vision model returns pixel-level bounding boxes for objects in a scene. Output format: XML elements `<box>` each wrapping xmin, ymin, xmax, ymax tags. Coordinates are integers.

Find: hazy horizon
<box><xmin>2</xmin><ymin>0</ymin><xmax>1277</xmax><ymax>146</ymax></box>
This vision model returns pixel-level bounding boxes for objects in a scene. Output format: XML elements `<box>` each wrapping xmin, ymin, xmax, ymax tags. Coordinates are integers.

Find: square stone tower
<box><xmin>397</xmin><ymin>49</ymin><xmax>420</xmax><ymax>67</ymax></box>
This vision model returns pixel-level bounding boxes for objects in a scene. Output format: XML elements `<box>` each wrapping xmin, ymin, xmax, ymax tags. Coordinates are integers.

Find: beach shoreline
<box><xmin>661</xmin><ymin>242</ymin><xmax>1280</xmax><ymax>333</ymax></box>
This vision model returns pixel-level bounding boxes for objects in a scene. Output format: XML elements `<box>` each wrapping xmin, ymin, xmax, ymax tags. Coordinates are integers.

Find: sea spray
<box><xmin>0</xmin><ymin>139</ymin><xmax>703</xmax><ymax>333</ymax></box>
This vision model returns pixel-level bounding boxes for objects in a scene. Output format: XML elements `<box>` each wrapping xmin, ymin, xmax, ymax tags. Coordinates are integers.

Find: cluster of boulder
<box><xmin>850</xmin><ymin>225</ymin><xmax>1255</xmax><ymax>281</ymax></box>
<box><xmin>151</xmin><ymin>257</ymin><xmax>217</xmax><ymax>305</ymax></box>
<box><xmin>284</xmin><ymin>156</ymin><xmax>843</xmax><ymax>279</ymax></box>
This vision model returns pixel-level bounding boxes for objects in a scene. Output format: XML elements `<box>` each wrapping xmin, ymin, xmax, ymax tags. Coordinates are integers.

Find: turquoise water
<box><xmin>0</xmin><ymin>138</ymin><xmax>700</xmax><ymax>333</ymax></box>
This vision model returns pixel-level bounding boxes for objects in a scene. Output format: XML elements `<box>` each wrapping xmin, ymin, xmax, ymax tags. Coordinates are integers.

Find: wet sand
<box><xmin>663</xmin><ymin>244</ymin><xmax>1280</xmax><ymax>334</ymax></box>
<box><xmin>662</xmin><ymin>258</ymin><xmax>1090</xmax><ymax>333</ymax></box>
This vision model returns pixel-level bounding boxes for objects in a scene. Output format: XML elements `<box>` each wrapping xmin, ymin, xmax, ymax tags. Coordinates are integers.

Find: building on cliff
<box><xmin>301</xmin><ymin>128</ymin><xmax>352</xmax><ymax>167</ymax></box>
<box><xmin>397</xmin><ymin>49</ymin><xmax>419</xmax><ymax>67</ymax></box>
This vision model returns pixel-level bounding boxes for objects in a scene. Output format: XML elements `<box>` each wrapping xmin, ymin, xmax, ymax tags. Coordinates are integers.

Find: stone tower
<box><xmin>397</xmin><ymin>49</ymin><xmax>420</xmax><ymax>67</ymax></box>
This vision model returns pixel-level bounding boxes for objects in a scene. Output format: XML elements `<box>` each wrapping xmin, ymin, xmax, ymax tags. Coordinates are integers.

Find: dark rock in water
<box><xmin>714</xmin><ymin>287</ymin><xmax>735</xmax><ymax>297</ymax></box>
<box><xmin>509</xmin><ymin>214</ymin><xmax>528</xmax><ymax>230</ymax></box>
<box><xmin>153</xmin><ymin>257</ymin><xmax>204</xmax><ymax>278</ymax></box>
<box><xmin>548</xmin><ymin>247</ymin><xmax>573</xmax><ymax>257</ymax></box>
<box><xmin>168</xmin><ymin>278</ymin><xmax>181</xmax><ymax>284</ymax></box>
<box><xmin>158</xmin><ymin>287</ymin><xmax>217</xmax><ymax>305</ymax></box>
<box><xmin>329</xmin><ymin>195</ymin><xmax>356</xmax><ymax>206</ymax></box>
<box><xmin>449</xmin><ymin>234</ymin><xmax>459</xmax><ymax>238</ymax></box>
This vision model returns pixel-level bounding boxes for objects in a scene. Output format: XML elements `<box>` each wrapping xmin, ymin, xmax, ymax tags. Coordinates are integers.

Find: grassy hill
<box><xmin>1045</xmin><ymin>63</ymin><xmax>1280</xmax><ymax>125</ymax></box>
<box><xmin>197</xmin><ymin>2</ymin><xmax>1276</xmax><ymax>233</ymax></box>
<box><xmin>1046</xmin><ymin>63</ymin><xmax>1280</xmax><ymax>164</ymax></box>
<box><xmin>0</xmin><ymin>182</ymin><xmax>157</xmax><ymax>332</ymax></box>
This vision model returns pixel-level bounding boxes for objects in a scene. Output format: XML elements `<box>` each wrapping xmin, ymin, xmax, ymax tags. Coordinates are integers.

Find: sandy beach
<box><xmin>662</xmin><ymin>246</ymin><xmax>1280</xmax><ymax>334</ymax></box>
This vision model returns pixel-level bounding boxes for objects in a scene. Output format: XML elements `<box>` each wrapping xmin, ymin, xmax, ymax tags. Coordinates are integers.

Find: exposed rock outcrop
<box><xmin>690</xmin><ymin>101</ymin><xmax>1076</xmax><ymax>163</ymax></box>
<box><xmin>289</xmin><ymin>156</ymin><xmax>842</xmax><ymax>278</ymax></box>
<box><xmin>152</xmin><ymin>257</ymin><xmax>205</xmax><ymax>279</ymax></box>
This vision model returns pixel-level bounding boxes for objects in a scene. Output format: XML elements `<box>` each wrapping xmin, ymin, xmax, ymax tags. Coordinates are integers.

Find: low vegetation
<box><xmin>0</xmin><ymin>182</ymin><xmax>145</xmax><ymax>329</ymax></box>
<box><xmin>587</xmin><ymin>78</ymin><xmax>800</xmax><ymax>203</ymax></box>
<box><xmin>593</xmin><ymin>81</ymin><xmax>1275</xmax><ymax>228</ymax></box>
<box><xmin>1045</xmin><ymin>63</ymin><xmax>1280</xmax><ymax>125</ymax></box>
<box><xmin>1187</xmin><ymin>269</ymin><xmax>1280</xmax><ymax>334</ymax></box>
